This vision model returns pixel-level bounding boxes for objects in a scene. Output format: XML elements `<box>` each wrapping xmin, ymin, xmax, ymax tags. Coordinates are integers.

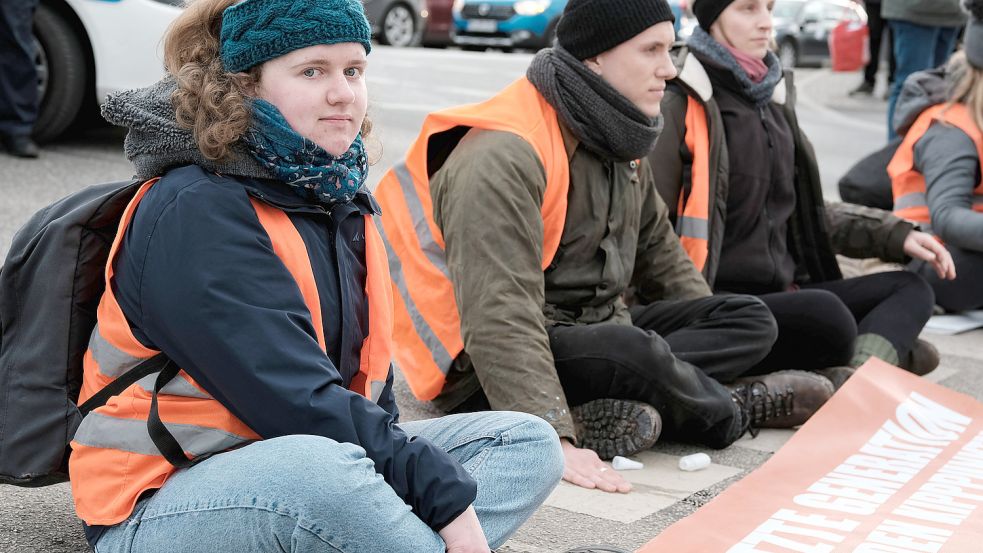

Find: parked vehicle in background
<box><xmin>31</xmin><ymin>0</ymin><xmax>181</xmax><ymax>142</ymax></box>
<box><xmin>672</xmin><ymin>0</ymin><xmax>699</xmax><ymax>40</ymax></box>
<box><xmin>451</xmin><ymin>0</ymin><xmax>565</xmax><ymax>50</ymax></box>
<box><xmin>364</xmin><ymin>0</ymin><xmax>429</xmax><ymax>47</ymax></box>
<box><xmin>668</xmin><ymin>0</ymin><xmax>684</xmax><ymax>34</ymax></box>
<box><xmin>423</xmin><ymin>0</ymin><xmax>454</xmax><ymax>46</ymax></box>
<box><xmin>773</xmin><ymin>0</ymin><xmax>866</xmax><ymax>67</ymax></box>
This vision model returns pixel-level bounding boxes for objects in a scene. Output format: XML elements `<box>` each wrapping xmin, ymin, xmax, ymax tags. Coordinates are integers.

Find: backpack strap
<box><xmin>77</xmin><ymin>353</ymin><xmax>170</xmax><ymax>416</ymax></box>
<box><xmin>76</xmin><ymin>353</ymin><xmax>201</xmax><ymax>469</ymax></box>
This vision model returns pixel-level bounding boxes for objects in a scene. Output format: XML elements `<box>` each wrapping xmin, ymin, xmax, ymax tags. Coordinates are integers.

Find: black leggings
<box><xmin>910</xmin><ymin>246</ymin><xmax>983</xmax><ymax>312</ymax></box>
<box><xmin>748</xmin><ymin>271</ymin><xmax>934</xmax><ymax>374</ymax></box>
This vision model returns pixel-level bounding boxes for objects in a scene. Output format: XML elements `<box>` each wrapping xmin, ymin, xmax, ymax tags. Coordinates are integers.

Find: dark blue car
<box><xmin>451</xmin><ymin>0</ymin><xmax>566</xmax><ymax>50</ymax></box>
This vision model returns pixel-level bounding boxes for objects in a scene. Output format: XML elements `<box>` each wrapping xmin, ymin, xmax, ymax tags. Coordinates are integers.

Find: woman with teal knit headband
<box><xmin>70</xmin><ymin>0</ymin><xmax>563</xmax><ymax>551</ymax></box>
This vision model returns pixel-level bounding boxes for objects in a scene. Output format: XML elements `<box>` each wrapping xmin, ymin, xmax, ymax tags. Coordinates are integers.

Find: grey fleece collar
<box><xmin>101</xmin><ymin>76</ymin><xmax>277</xmax><ymax>181</ymax></box>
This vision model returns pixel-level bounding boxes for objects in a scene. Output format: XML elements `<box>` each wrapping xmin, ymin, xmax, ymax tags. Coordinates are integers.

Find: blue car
<box><xmin>451</xmin><ymin>0</ymin><xmax>566</xmax><ymax>50</ymax></box>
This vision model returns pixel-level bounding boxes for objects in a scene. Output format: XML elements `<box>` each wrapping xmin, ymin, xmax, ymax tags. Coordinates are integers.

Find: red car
<box><xmin>423</xmin><ymin>0</ymin><xmax>455</xmax><ymax>46</ymax></box>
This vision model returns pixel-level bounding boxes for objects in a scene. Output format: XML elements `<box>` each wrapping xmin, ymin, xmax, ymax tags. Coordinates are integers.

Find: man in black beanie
<box><xmin>377</xmin><ymin>0</ymin><xmax>816</xmax><ymax>493</ymax></box>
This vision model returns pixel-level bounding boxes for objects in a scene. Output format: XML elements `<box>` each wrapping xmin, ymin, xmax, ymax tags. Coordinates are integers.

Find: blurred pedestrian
<box><xmin>0</xmin><ymin>0</ymin><xmax>40</xmax><ymax>158</ymax></box>
<box><xmin>650</xmin><ymin>0</ymin><xmax>955</xmax><ymax>391</ymax></box>
<box><xmin>889</xmin><ymin>0</ymin><xmax>983</xmax><ymax>311</ymax></box>
<box><xmin>849</xmin><ymin>0</ymin><xmax>896</xmax><ymax>97</ymax></box>
<box><xmin>884</xmin><ymin>0</ymin><xmax>966</xmax><ymax>139</ymax></box>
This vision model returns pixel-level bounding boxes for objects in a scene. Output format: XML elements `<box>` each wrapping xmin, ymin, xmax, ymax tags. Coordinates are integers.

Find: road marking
<box><xmin>794</xmin><ymin>70</ymin><xmax>885</xmax><ymax>134</ymax></box>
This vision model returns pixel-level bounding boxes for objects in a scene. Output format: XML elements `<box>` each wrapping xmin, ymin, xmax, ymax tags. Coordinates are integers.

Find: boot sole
<box><xmin>570</xmin><ymin>399</ymin><xmax>661</xmax><ymax>460</ymax></box>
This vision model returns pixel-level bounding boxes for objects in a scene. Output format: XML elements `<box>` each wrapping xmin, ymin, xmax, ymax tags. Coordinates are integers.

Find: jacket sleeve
<box><xmin>824</xmin><ymin>201</ymin><xmax>914</xmax><ymax>262</ymax></box>
<box><xmin>647</xmin><ymin>89</ymin><xmax>689</xmax><ymax>223</ymax></box>
<box><xmin>375</xmin><ymin>366</ymin><xmax>401</xmax><ymax>421</ymax></box>
<box><xmin>632</xmin><ymin>159</ymin><xmax>712</xmax><ymax>302</ymax></box>
<box><xmin>914</xmin><ymin>123</ymin><xmax>983</xmax><ymax>252</ymax></box>
<box><xmin>113</xmin><ymin>175</ymin><xmax>475</xmax><ymax>532</ymax></box>
<box><xmin>430</xmin><ymin>129</ymin><xmax>577</xmax><ymax>442</ymax></box>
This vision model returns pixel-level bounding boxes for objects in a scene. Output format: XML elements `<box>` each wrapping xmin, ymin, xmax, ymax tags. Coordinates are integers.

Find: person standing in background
<box><xmin>0</xmin><ymin>0</ymin><xmax>40</xmax><ymax>158</ymax></box>
<box><xmin>849</xmin><ymin>0</ymin><xmax>896</xmax><ymax>97</ymax></box>
<box><xmin>883</xmin><ymin>0</ymin><xmax>965</xmax><ymax>139</ymax></box>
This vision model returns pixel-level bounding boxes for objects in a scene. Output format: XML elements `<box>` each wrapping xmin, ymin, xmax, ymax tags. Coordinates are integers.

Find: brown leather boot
<box><xmin>729</xmin><ymin>370</ymin><xmax>835</xmax><ymax>435</ymax></box>
<box><xmin>900</xmin><ymin>339</ymin><xmax>940</xmax><ymax>376</ymax></box>
<box><xmin>571</xmin><ymin>398</ymin><xmax>662</xmax><ymax>460</ymax></box>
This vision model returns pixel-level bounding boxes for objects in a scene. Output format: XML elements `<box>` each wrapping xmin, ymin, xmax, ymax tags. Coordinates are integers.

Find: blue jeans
<box><xmin>0</xmin><ymin>0</ymin><xmax>39</xmax><ymax>135</ymax></box>
<box><xmin>93</xmin><ymin>411</ymin><xmax>563</xmax><ymax>553</ymax></box>
<box><xmin>886</xmin><ymin>19</ymin><xmax>960</xmax><ymax>140</ymax></box>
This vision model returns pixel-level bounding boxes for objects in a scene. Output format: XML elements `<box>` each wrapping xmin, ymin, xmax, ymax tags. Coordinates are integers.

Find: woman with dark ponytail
<box><xmin>648</xmin><ymin>0</ymin><xmax>956</xmax><ymax>389</ymax></box>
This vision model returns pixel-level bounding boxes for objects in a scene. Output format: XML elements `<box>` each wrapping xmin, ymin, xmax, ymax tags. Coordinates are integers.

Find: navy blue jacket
<box><xmin>104</xmin><ymin>165</ymin><xmax>476</xmax><ymax>532</ymax></box>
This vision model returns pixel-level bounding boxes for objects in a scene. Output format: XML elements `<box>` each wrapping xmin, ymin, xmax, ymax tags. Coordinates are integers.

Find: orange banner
<box><xmin>639</xmin><ymin>358</ymin><xmax>983</xmax><ymax>553</ymax></box>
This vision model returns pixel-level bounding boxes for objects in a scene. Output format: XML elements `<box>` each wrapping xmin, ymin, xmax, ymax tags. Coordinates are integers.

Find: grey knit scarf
<box><xmin>527</xmin><ymin>46</ymin><xmax>663</xmax><ymax>162</ymax></box>
<box><xmin>687</xmin><ymin>27</ymin><xmax>783</xmax><ymax>107</ymax></box>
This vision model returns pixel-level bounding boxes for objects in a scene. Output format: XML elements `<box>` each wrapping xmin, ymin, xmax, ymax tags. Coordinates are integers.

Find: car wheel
<box><xmin>32</xmin><ymin>4</ymin><xmax>87</xmax><ymax>143</ymax></box>
<box><xmin>379</xmin><ymin>3</ymin><xmax>418</xmax><ymax>47</ymax></box>
<box><xmin>778</xmin><ymin>39</ymin><xmax>798</xmax><ymax>69</ymax></box>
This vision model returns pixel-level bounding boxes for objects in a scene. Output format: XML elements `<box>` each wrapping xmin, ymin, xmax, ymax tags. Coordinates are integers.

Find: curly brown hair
<box><xmin>163</xmin><ymin>0</ymin><xmax>376</xmax><ymax>162</ymax></box>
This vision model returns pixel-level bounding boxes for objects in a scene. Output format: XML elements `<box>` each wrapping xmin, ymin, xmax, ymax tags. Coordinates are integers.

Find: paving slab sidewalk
<box><xmin>3</xmin><ymin>328</ymin><xmax>979</xmax><ymax>553</ymax></box>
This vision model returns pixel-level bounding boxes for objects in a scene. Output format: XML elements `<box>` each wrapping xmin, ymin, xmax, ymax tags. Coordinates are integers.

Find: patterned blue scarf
<box><xmin>243</xmin><ymin>98</ymin><xmax>367</xmax><ymax>206</ymax></box>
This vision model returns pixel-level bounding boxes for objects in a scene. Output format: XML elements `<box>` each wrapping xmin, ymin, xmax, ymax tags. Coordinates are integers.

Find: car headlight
<box><xmin>514</xmin><ymin>0</ymin><xmax>550</xmax><ymax>15</ymax></box>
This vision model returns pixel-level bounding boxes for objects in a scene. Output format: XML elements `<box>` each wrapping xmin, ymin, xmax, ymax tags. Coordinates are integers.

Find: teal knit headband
<box><xmin>220</xmin><ymin>0</ymin><xmax>372</xmax><ymax>73</ymax></box>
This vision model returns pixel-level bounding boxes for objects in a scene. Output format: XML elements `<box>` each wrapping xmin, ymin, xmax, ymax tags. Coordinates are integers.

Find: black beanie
<box><xmin>692</xmin><ymin>0</ymin><xmax>734</xmax><ymax>30</ymax></box>
<box><xmin>963</xmin><ymin>0</ymin><xmax>983</xmax><ymax>69</ymax></box>
<box><xmin>556</xmin><ymin>0</ymin><xmax>676</xmax><ymax>60</ymax></box>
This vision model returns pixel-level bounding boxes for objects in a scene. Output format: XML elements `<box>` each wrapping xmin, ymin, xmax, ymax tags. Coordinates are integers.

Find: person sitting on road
<box><xmin>888</xmin><ymin>4</ymin><xmax>983</xmax><ymax>313</ymax></box>
<box><xmin>71</xmin><ymin>0</ymin><xmax>563</xmax><ymax>552</ymax></box>
<box><xmin>648</xmin><ymin>0</ymin><xmax>956</xmax><ymax>391</ymax></box>
<box><xmin>376</xmin><ymin>0</ymin><xmax>836</xmax><ymax>496</ymax></box>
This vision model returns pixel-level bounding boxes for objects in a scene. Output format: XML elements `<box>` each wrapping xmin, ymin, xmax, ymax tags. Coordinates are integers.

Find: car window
<box><xmin>773</xmin><ymin>0</ymin><xmax>803</xmax><ymax>19</ymax></box>
<box><xmin>846</xmin><ymin>4</ymin><xmax>864</xmax><ymax>22</ymax></box>
<box><xmin>821</xmin><ymin>2</ymin><xmax>847</xmax><ymax>21</ymax></box>
<box><xmin>799</xmin><ymin>1</ymin><xmax>823</xmax><ymax>22</ymax></box>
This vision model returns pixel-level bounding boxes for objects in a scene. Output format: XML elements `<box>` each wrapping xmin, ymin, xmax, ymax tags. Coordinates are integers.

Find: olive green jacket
<box><xmin>428</xmin><ymin>122</ymin><xmax>710</xmax><ymax>441</ymax></box>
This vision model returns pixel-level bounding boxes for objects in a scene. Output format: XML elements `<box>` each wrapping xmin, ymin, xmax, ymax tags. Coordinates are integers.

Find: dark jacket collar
<box><xmin>238</xmin><ymin>175</ymin><xmax>380</xmax><ymax>217</ymax></box>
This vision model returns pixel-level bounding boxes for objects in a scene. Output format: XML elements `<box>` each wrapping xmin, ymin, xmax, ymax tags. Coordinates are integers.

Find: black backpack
<box><xmin>0</xmin><ymin>179</ymin><xmax>171</xmax><ymax>487</ymax></box>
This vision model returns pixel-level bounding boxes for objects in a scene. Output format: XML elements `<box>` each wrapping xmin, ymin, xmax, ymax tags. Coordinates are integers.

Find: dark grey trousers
<box><xmin>455</xmin><ymin>294</ymin><xmax>777</xmax><ymax>449</ymax></box>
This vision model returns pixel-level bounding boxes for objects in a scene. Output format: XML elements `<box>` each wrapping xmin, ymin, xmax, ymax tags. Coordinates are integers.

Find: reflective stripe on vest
<box><xmin>70</xmin><ymin>179</ymin><xmax>394</xmax><ymax>525</ymax></box>
<box><xmin>888</xmin><ymin>103</ymin><xmax>983</xmax><ymax>228</ymax></box>
<box><xmin>376</xmin><ymin>77</ymin><xmax>570</xmax><ymax>401</ymax></box>
<box><xmin>677</xmin><ymin>96</ymin><xmax>711</xmax><ymax>271</ymax></box>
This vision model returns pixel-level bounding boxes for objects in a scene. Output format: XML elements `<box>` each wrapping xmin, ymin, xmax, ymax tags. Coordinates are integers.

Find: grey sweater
<box><xmin>881</xmin><ymin>0</ymin><xmax>966</xmax><ymax>28</ymax></box>
<box><xmin>913</xmin><ymin>123</ymin><xmax>983</xmax><ymax>251</ymax></box>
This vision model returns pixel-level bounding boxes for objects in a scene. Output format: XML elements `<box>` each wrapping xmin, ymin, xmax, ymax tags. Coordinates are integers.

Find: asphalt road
<box><xmin>0</xmin><ymin>45</ymin><xmax>902</xmax><ymax>552</ymax></box>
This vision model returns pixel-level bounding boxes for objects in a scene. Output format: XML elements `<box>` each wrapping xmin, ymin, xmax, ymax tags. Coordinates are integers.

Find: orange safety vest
<box><xmin>889</xmin><ymin>103</ymin><xmax>983</xmax><ymax>227</ymax></box>
<box><xmin>69</xmin><ymin>178</ymin><xmax>394</xmax><ymax>525</ymax></box>
<box><xmin>676</xmin><ymin>96</ymin><xmax>712</xmax><ymax>272</ymax></box>
<box><xmin>375</xmin><ymin>77</ymin><xmax>570</xmax><ymax>401</ymax></box>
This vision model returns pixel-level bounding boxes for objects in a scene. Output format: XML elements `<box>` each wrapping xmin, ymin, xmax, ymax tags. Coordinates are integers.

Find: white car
<box><xmin>33</xmin><ymin>0</ymin><xmax>182</xmax><ymax>142</ymax></box>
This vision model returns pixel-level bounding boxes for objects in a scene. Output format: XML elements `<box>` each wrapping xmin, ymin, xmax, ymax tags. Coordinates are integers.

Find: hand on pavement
<box><xmin>439</xmin><ymin>505</ymin><xmax>490</xmax><ymax>553</ymax></box>
<box><xmin>903</xmin><ymin>231</ymin><xmax>956</xmax><ymax>280</ymax></box>
<box><xmin>561</xmin><ymin>439</ymin><xmax>631</xmax><ymax>493</ymax></box>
